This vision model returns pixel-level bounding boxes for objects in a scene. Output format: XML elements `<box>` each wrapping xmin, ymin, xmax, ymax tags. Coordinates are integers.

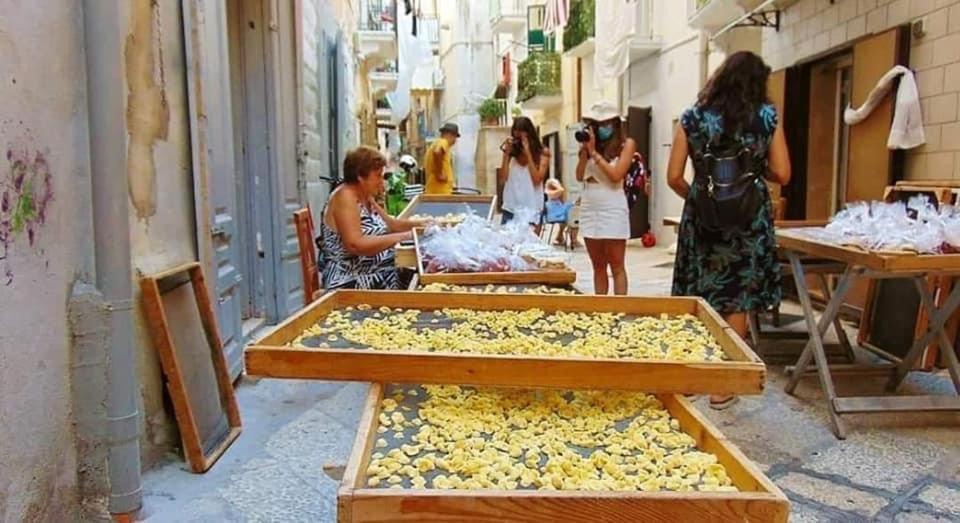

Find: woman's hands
<box><xmin>584</xmin><ymin>127</ymin><xmax>597</xmax><ymax>156</ymax></box>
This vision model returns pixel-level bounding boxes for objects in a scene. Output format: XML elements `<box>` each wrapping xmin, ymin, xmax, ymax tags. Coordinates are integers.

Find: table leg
<box><xmin>785</xmin><ymin>253</ymin><xmax>855</xmax><ymax>439</ymax></box>
<box><xmin>887</xmin><ymin>278</ymin><xmax>960</xmax><ymax>394</ymax></box>
<box><xmin>817</xmin><ymin>273</ymin><xmax>856</xmax><ymax>363</ymax></box>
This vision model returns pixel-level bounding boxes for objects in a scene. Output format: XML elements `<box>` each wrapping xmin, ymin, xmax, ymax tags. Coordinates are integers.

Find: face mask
<box><xmin>597</xmin><ymin>125</ymin><xmax>615</xmax><ymax>141</ymax></box>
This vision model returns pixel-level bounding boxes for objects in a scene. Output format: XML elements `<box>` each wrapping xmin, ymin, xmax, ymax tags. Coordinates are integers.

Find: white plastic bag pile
<box><xmin>811</xmin><ymin>196</ymin><xmax>960</xmax><ymax>254</ymax></box>
<box><xmin>420</xmin><ymin>208</ymin><xmax>568</xmax><ymax>273</ymax></box>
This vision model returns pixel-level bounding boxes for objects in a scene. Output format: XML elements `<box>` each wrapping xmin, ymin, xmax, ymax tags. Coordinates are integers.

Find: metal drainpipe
<box><xmin>82</xmin><ymin>0</ymin><xmax>143</xmax><ymax>515</ymax></box>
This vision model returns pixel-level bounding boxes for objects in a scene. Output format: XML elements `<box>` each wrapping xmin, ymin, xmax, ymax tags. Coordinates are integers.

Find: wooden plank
<box><xmin>339</xmin><ymin>389</ymin><xmax>788</xmax><ymax>523</ymax></box>
<box><xmin>338</xmin><ymin>384</ymin><xmax>383</xmax><ymax>523</ymax></box>
<box><xmin>896</xmin><ymin>180</ymin><xmax>960</xmax><ymax>188</ymax></box>
<box><xmin>254</xmin><ymin>291</ymin><xmax>341</xmax><ymax>346</ymax></box>
<box><xmin>847</xmin><ymin>28</ymin><xmax>904</xmax><ymax>203</ymax></box>
<box><xmin>777</xmin><ymin>229</ymin><xmax>960</xmax><ymax>273</ymax></box>
<box><xmin>694</xmin><ymin>299</ymin><xmax>763</xmax><ymax>365</ymax></box>
<box><xmin>418</xmin><ymin>269</ymin><xmax>577</xmax><ymax>286</ymax></box>
<box><xmin>294</xmin><ymin>207</ymin><xmax>320</xmax><ymax>305</ymax></box>
<box><xmin>344</xmin><ymin>490</ymin><xmax>788</xmax><ymax>523</ymax></box>
<box><xmin>140</xmin><ymin>265</ymin><xmax>242</xmax><ymax>473</ymax></box>
<box><xmin>331</xmin><ymin>291</ymin><xmax>699</xmax><ymax>317</ymax></box>
<box><xmin>833</xmin><ymin>395</ymin><xmax>960</xmax><ymax>414</ymax></box>
<box><xmin>245</xmin><ymin>348</ymin><xmax>765</xmax><ymax>394</ymax></box>
<box><xmin>398</xmin><ymin>194</ymin><xmax>497</xmax><ymax>221</ymax></box>
<box><xmin>660</xmin><ymin>394</ymin><xmax>787</xmax><ymax>503</ymax></box>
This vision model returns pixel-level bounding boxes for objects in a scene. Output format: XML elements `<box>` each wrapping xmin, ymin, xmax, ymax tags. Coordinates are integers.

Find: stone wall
<box><xmin>762</xmin><ymin>0</ymin><xmax>960</xmax><ymax>181</ymax></box>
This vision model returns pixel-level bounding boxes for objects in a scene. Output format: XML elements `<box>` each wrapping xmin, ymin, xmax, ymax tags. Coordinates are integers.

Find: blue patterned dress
<box><xmin>671</xmin><ymin>103</ymin><xmax>781</xmax><ymax>314</ymax></box>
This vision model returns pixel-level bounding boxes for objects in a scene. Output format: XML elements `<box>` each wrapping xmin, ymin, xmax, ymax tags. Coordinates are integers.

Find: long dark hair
<box><xmin>697</xmin><ymin>51</ymin><xmax>771</xmax><ymax>134</ymax></box>
<box><xmin>511</xmin><ymin>116</ymin><xmax>544</xmax><ymax>163</ymax></box>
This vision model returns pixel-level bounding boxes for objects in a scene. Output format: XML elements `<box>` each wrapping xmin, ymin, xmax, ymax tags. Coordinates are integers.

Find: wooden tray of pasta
<box><xmin>336</xmin><ymin>383</ymin><xmax>789</xmax><ymax>523</ymax></box>
<box><xmin>245</xmin><ymin>291</ymin><xmax>766</xmax><ymax>395</ymax></box>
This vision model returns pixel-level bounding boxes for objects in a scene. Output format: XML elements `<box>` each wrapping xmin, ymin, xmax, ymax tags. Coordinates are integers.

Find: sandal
<box><xmin>709</xmin><ymin>395</ymin><xmax>739</xmax><ymax>411</ymax></box>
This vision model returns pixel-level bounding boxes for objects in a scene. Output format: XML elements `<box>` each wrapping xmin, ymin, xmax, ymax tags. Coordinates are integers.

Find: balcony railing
<box><xmin>359</xmin><ymin>0</ymin><xmax>396</xmax><ymax>32</ymax></box>
<box><xmin>563</xmin><ymin>0</ymin><xmax>594</xmax><ymax>52</ymax></box>
<box><xmin>517</xmin><ymin>52</ymin><xmax>561</xmax><ymax>103</ymax></box>
<box><xmin>420</xmin><ymin>17</ymin><xmax>440</xmax><ymax>48</ymax></box>
<box><xmin>490</xmin><ymin>0</ymin><xmax>526</xmax><ymax>21</ymax></box>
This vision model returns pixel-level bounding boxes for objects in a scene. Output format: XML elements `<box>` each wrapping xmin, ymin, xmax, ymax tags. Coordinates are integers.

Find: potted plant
<box><xmin>478</xmin><ymin>98</ymin><xmax>506</xmax><ymax>126</ymax></box>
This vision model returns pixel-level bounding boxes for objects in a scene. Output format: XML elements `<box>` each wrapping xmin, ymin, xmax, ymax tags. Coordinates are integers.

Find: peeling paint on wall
<box><xmin>0</xmin><ymin>132</ymin><xmax>54</xmax><ymax>285</ymax></box>
<box><xmin>125</xmin><ymin>0</ymin><xmax>170</xmax><ymax>220</ymax></box>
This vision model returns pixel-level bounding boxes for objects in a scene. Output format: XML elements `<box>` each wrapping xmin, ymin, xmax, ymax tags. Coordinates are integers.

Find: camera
<box><xmin>502</xmin><ymin>137</ymin><xmax>524</xmax><ymax>157</ymax></box>
<box><xmin>574</xmin><ymin>125</ymin><xmax>592</xmax><ymax>143</ymax></box>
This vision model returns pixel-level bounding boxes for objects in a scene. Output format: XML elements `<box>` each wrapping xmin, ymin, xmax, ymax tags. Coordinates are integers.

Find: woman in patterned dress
<box><xmin>320</xmin><ymin>146</ymin><xmax>427</xmax><ymax>290</ymax></box>
<box><xmin>667</xmin><ymin>51</ymin><xmax>792</xmax><ymax>409</ymax></box>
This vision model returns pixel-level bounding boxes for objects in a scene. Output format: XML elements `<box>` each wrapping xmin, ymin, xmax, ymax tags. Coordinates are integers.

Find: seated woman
<box><xmin>319</xmin><ymin>146</ymin><xmax>425</xmax><ymax>290</ymax></box>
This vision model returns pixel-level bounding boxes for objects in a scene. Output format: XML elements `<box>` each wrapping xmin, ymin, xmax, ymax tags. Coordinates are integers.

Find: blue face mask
<box><xmin>596</xmin><ymin>125</ymin><xmax>615</xmax><ymax>141</ymax></box>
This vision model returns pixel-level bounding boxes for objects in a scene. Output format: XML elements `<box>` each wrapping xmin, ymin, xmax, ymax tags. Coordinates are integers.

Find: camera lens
<box><xmin>574</xmin><ymin>129</ymin><xmax>589</xmax><ymax>143</ymax></box>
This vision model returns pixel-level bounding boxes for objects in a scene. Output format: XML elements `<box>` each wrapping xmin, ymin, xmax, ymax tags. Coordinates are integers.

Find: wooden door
<box><xmin>184</xmin><ymin>0</ymin><xmax>245</xmax><ymax>379</ymax></box>
<box><xmin>767</xmin><ymin>70</ymin><xmax>786</xmax><ymax>204</ymax></box>
<box><xmin>846</xmin><ymin>27</ymin><xmax>909</xmax><ymax>202</ymax></box>
<box><xmin>844</xmin><ymin>27</ymin><xmax>910</xmax><ymax>314</ymax></box>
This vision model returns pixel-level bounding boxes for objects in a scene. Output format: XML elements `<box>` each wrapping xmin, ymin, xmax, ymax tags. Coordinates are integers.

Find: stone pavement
<box><xmin>141</xmin><ymin>246</ymin><xmax>960</xmax><ymax>522</ymax></box>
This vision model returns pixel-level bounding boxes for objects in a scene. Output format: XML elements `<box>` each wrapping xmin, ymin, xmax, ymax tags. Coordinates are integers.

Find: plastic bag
<box><xmin>818</xmin><ymin>198</ymin><xmax>960</xmax><ymax>254</ymax></box>
<box><xmin>419</xmin><ymin>208</ymin><xmax>565</xmax><ymax>273</ymax></box>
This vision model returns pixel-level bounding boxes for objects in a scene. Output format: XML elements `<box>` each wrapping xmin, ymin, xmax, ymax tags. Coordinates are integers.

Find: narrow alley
<box><xmin>2</xmin><ymin>1</ymin><xmax>960</xmax><ymax>522</ymax></box>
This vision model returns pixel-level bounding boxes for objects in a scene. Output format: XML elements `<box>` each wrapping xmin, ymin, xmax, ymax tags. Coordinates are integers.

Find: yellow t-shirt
<box><xmin>423</xmin><ymin>139</ymin><xmax>454</xmax><ymax>195</ymax></box>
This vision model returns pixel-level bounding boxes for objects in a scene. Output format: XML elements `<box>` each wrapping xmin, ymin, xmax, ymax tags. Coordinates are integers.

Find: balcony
<box><xmin>412</xmin><ymin>55</ymin><xmax>445</xmax><ymax>91</ymax></box>
<box><xmin>369</xmin><ymin>61</ymin><xmax>398</xmax><ymax>98</ymax></box>
<box><xmin>375</xmin><ymin>97</ymin><xmax>392</xmax><ymax>122</ymax></box>
<box><xmin>562</xmin><ymin>0</ymin><xmax>594</xmax><ymax>58</ymax></box>
<box><xmin>490</xmin><ymin>0</ymin><xmax>526</xmax><ymax>34</ymax></box>
<box><xmin>518</xmin><ymin>52</ymin><xmax>561</xmax><ymax>111</ymax></box>
<box><xmin>420</xmin><ymin>17</ymin><xmax>440</xmax><ymax>52</ymax></box>
<box><xmin>355</xmin><ymin>0</ymin><xmax>397</xmax><ymax>65</ymax></box>
<box><xmin>563</xmin><ymin>0</ymin><xmax>661</xmax><ymax>61</ymax></box>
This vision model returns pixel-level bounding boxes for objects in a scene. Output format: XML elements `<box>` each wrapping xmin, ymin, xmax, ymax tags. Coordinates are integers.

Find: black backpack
<box><xmin>691</xmin><ymin>139</ymin><xmax>763</xmax><ymax>232</ymax></box>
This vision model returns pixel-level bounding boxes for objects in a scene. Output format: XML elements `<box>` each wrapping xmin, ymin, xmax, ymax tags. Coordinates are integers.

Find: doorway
<box><xmin>805</xmin><ymin>53</ymin><xmax>852</xmax><ymax>220</ymax></box>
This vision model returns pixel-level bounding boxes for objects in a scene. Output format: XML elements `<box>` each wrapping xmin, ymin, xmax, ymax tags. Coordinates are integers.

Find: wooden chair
<box><xmin>294</xmin><ymin>206</ymin><xmax>322</xmax><ymax>306</ymax></box>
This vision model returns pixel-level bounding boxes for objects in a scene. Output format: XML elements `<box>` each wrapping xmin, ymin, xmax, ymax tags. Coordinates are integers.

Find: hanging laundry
<box><xmin>593</xmin><ymin>0</ymin><xmax>635</xmax><ymax>90</ymax></box>
<box><xmin>543</xmin><ymin>0</ymin><xmax>570</xmax><ymax>34</ymax></box>
<box><xmin>844</xmin><ymin>65</ymin><xmax>925</xmax><ymax>150</ymax></box>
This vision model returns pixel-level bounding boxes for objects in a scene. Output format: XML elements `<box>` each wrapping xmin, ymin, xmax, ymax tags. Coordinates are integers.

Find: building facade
<box><xmin>0</xmin><ymin>0</ymin><xmax>371</xmax><ymax>519</ymax></box>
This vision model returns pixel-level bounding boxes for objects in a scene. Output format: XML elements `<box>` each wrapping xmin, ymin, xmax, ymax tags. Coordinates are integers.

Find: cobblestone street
<box><xmin>141</xmin><ymin>246</ymin><xmax>960</xmax><ymax>522</ymax></box>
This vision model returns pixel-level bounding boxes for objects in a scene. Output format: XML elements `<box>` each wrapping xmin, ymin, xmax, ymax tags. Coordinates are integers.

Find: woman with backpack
<box><xmin>576</xmin><ymin>101</ymin><xmax>636</xmax><ymax>296</ymax></box>
<box><xmin>667</xmin><ymin>51</ymin><xmax>791</xmax><ymax>410</ymax></box>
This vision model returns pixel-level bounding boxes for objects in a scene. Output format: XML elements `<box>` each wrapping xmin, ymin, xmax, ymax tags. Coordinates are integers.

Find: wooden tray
<box><xmin>245</xmin><ymin>291</ymin><xmax>766</xmax><ymax>395</ymax></box>
<box><xmin>398</xmin><ymin>194</ymin><xmax>497</xmax><ymax>222</ymax></box>
<box><xmin>336</xmin><ymin>384</ymin><xmax>789</xmax><ymax>523</ymax></box>
<box><xmin>777</xmin><ymin>228</ymin><xmax>960</xmax><ymax>273</ymax></box>
<box><xmin>413</xmin><ymin>230</ymin><xmax>577</xmax><ymax>286</ymax></box>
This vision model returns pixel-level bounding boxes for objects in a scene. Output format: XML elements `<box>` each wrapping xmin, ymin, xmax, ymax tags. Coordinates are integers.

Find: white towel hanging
<box><xmin>843</xmin><ymin>65</ymin><xmax>925</xmax><ymax>150</ymax></box>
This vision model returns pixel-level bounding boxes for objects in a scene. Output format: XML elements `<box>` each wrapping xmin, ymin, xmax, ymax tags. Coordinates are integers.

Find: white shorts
<box><xmin>579</xmin><ymin>183</ymin><xmax>629</xmax><ymax>240</ymax></box>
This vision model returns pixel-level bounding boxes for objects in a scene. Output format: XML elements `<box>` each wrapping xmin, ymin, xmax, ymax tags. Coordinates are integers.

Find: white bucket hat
<box><xmin>583</xmin><ymin>100</ymin><xmax>624</xmax><ymax>122</ymax></box>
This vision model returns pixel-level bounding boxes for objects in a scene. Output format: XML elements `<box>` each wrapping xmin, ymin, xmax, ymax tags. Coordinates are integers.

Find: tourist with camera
<box><xmin>499</xmin><ymin>116</ymin><xmax>550</xmax><ymax>231</ymax></box>
<box><xmin>575</xmin><ymin>101</ymin><xmax>636</xmax><ymax>296</ymax></box>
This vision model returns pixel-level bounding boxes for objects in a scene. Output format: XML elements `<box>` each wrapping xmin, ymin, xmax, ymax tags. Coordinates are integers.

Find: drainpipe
<box><xmin>82</xmin><ymin>0</ymin><xmax>143</xmax><ymax>515</ymax></box>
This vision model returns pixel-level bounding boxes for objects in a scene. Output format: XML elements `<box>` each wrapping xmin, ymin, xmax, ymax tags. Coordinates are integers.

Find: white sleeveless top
<box><xmin>502</xmin><ymin>158</ymin><xmax>544</xmax><ymax>215</ymax></box>
<box><xmin>580</xmin><ymin>157</ymin><xmax>630</xmax><ymax>239</ymax></box>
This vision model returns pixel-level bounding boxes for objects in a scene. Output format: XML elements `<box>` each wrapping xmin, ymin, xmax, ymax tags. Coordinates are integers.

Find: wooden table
<box><xmin>777</xmin><ymin>228</ymin><xmax>960</xmax><ymax>439</ymax></box>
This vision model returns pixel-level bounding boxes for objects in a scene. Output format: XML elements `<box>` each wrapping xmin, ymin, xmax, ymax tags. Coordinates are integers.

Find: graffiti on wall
<box><xmin>0</xmin><ymin>142</ymin><xmax>54</xmax><ymax>285</ymax></box>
